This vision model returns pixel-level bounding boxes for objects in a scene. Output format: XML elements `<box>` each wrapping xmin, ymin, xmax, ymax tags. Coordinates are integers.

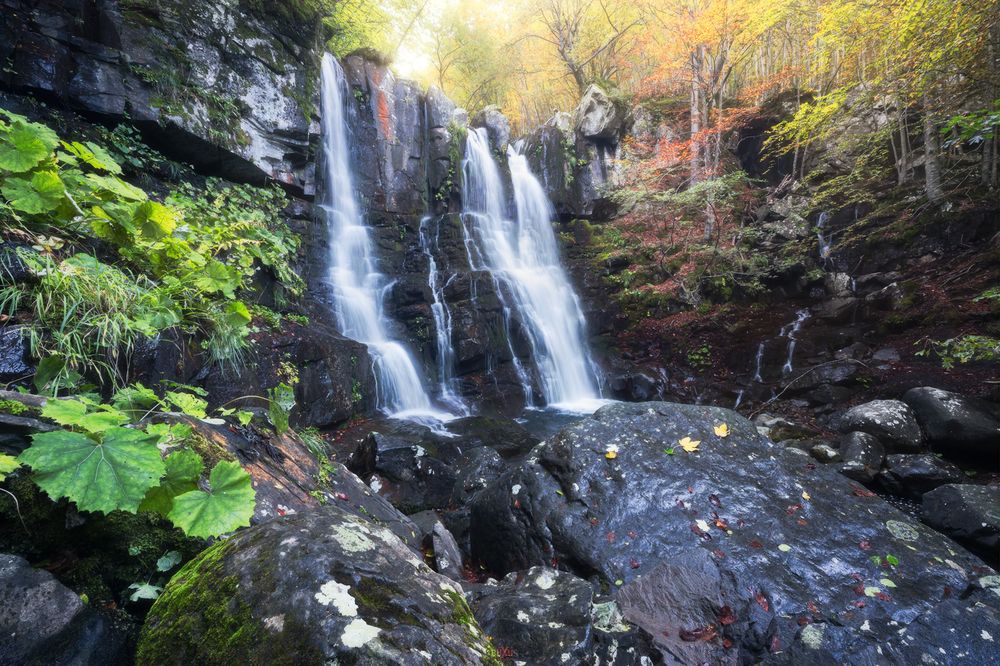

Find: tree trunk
<box><xmin>922</xmin><ymin>95</ymin><xmax>945</xmax><ymax>203</ymax></box>
<box><xmin>690</xmin><ymin>47</ymin><xmax>704</xmax><ymax>184</ymax></box>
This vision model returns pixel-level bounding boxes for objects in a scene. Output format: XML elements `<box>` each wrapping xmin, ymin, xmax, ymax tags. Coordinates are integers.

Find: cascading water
<box><xmin>418</xmin><ymin>216</ymin><xmax>469</xmax><ymax>415</ymax></box>
<box><xmin>816</xmin><ymin>211</ymin><xmax>832</xmax><ymax>262</ymax></box>
<box><xmin>319</xmin><ymin>54</ymin><xmax>444</xmax><ymax>420</ymax></box>
<box><xmin>461</xmin><ymin>128</ymin><xmax>604</xmax><ymax>412</ymax></box>
<box><xmin>780</xmin><ymin>308</ymin><xmax>811</xmax><ymax>376</ymax></box>
<box><xmin>752</xmin><ymin>342</ymin><xmax>765</xmax><ymax>383</ymax></box>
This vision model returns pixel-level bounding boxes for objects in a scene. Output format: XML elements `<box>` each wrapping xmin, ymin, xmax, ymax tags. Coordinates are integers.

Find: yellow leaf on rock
<box><xmin>605</xmin><ymin>450</ymin><xmax>617</xmax><ymax>459</ymax></box>
<box><xmin>802</xmin><ymin>491</ymin><xmax>811</xmax><ymax>501</ymax></box>
<box><xmin>679</xmin><ymin>437</ymin><xmax>701</xmax><ymax>453</ymax></box>
<box><xmin>714</xmin><ymin>423</ymin><xmax>730</xmax><ymax>438</ymax></box>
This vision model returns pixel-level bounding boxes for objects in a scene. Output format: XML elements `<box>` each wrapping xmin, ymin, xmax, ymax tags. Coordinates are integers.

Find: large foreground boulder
<box><xmin>903</xmin><ymin>387</ymin><xmax>1000</xmax><ymax>464</ymax></box>
<box><xmin>0</xmin><ymin>554</ymin><xmax>129</xmax><ymax>665</ymax></box>
<box><xmin>138</xmin><ymin>506</ymin><xmax>496</xmax><ymax>665</ymax></box>
<box><xmin>470</xmin><ymin>402</ymin><xmax>1000</xmax><ymax>663</ymax></box>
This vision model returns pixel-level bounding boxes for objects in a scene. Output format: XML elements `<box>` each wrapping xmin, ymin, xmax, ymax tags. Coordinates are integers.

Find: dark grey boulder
<box><xmin>922</xmin><ymin>484</ymin><xmax>1000</xmax><ymax>561</ymax></box>
<box><xmin>137</xmin><ymin>506</ymin><xmax>495</xmax><ymax>665</ymax></box>
<box><xmin>836</xmin><ymin>400</ymin><xmax>924</xmax><ymax>452</ymax></box>
<box><xmin>470</xmin><ymin>567</ymin><xmax>596</xmax><ymax>665</ymax></box>
<box><xmin>469</xmin><ymin>401</ymin><xmax>999</xmax><ymax>662</ymax></box>
<box><xmin>903</xmin><ymin>387</ymin><xmax>1000</xmax><ymax>464</ymax></box>
<box><xmin>879</xmin><ymin>454</ymin><xmax>967</xmax><ymax>498</ymax></box>
<box><xmin>471</xmin><ymin>105</ymin><xmax>511</xmax><ymax>152</ymax></box>
<box><xmin>837</xmin><ymin>431</ymin><xmax>885</xmax><ymax>483</ymax></box>
<box><xmin>367</xmin><ymin>433</ymin><xmax>458</xmax><ymax>514</ymax></box>
<box><xmin>0</xmin><ymin>326</ymin><xmax>31</xmax><ymax>383</ymax></box>
<box><xmin>0</xmin><ymin>553</ymin><xmax>129</xmax><ymax>666</ymax></box>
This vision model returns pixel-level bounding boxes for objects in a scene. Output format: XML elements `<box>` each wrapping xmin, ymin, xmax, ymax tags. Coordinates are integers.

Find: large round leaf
<box><xmin>139</xmin><ymin>449</ymin><xmax>203</xmax><ymax>516</ymax></box>
<box><xmin>168</xmin><ymin>460</ymin><xmax>255</xmax><ymax>538</ymax></box>
<box><xmin>1</xmin><ymin>170</ymin><xmax>65</xmax><ymax>214</ymax></box>
<box><xmin>19</xmin><ymin>427</ymin><xmax>165</xmax><ymax>514</ymax></box>
<box><xmin>0</xmin><ymin>117</ymin><xmax>58</xmax><ymax>172</ymax></box>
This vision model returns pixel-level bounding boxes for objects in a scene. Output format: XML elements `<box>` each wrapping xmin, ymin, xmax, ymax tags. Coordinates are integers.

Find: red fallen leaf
<box><xmin>708</xmin><ymin>494</ymin><xmax>723</xmax><ymax>508</ymax></box>
<box><xmin>786</xmin><ymin>503</ymin><xmax>803</xmax><ymax>516</ymax></box>
<box><xmin>852</xmin><ymin>584</ymin><xmax>864</xmax><ymax>596</ymax></box>
<box><xmin>722</xmin><ymin>638</ymin><xmax>734</xmax><ymax>649</ymax></box>
<box><xmin>875</xmin><ymin>592</ymin><xmax>892</xmax><ymax>602</ymax></box>
<box><xmin>749</xmin><ymin>539</ymin><xmax>763</xmax><ymax>549</ymax></box>
<box><xmin>718</xmin><ymin>605</ymin><xmax>736</xmax><ymax>626</ymax></box>
<box><xmin>277</xmin><ymin>507</ymin><xmax>287</xmax><ymax>516</ymax></box>
<box><xmin>628</xmin><ymin>530</ymin><xmax>638</xmax><ymax>539</ymax></box>
<box><xmin>334</xmin><ymin>492</ymin><xmax>349</xmax><ymax>501</ymax></box>
<box><xmin>550</xmin><ymin>558</ymin><xmax>559</xmax><ymax>567</ymax></box>
<box><xmin>796</xmin><ymin>519</ymin><xmax>808</xmax><ymax>527</ymax></box>
<box><xmin>606</xmin><ymin>531</ymin><xmax>616</xmax><ymax>543</ymax></box>
<box><xmin>712</xmin><ymin>548</ymin><xmax>726</xmax><ymax>559</ymax></box>
<box><xmin>687</xmin><ymin>486</ymin><xmax>694</xmax><ymax>493</ymax></box>
<box><xmin>513</xmin><ymin>499</ymin><xmax>521</xmax><ymax>509</ymax></box>
<box><xmin>797</xmin><ymin>616</ymin><xmax>810</xmax><ymax>626</ymax></box>
<box><xmin>805</xmin><ymin>463</ymin><xmax>816</xmax><ymax>471</ymax></box>
<box><xmin>850</xmin><ymin>573</ymin><xmax>864</xmax><ymax>581</ymax></box>
<box><xmin>675</xmin><ymin>499</ymin><xmax>686</xmax><ymax>509</ymax></box>
<box><xmin>715</xmin><ymin>517</ymin><xmax>730</xmax><ymax>530</ymax></box>
<box><xmin>852</xmin><ymin>487</ymin><xmax>876</xmax><ymax>498</ymax></box>
<box><xmin>770</xmin><ymin>635</ymin><xmax>782</xmax><ymax>653</ymax></box>
<box><xmin>679</xmin><ymin>624</ymin><xmax>717</xmax><ymax>642</ymax></box>
<box><xmin>755</xmin><ymin>591</ymin><xmax>770</xmax><ymax>612</ymax></box>
<box><xmin>859</xmin><ymin>540</ymin><xmax>872</xmax><ymax>551</ymax></box>
<box><xmin>853</xmin><ymin>600</ymin><xmax>866</xmax><ymax>608</ymax></box>
<box><xmin>807</xmin><ymin>601</ymin><xmax>820</xmax><ymax>614</ymax></box>
<box><xmin>589</xmin><ymin>517</ymin><xmax>599</xmax><ymax>526</ymax></box>
<box><xmin>630</xmin><ymin>558</ymin><xmax>640</xmax><ymax>569</ymax></box>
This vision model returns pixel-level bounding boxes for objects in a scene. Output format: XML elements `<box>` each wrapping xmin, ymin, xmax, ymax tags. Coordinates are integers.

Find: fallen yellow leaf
<box><xmin>714</xmin><ymin>423</ymin><xmax>730</xmax><ymax>438</ymax></box>
<box><xmin>679</xmin><ymin>436</ymin><xmax>701</xmax><ymax>453</ymax></box>
<box><xmin>605</xmin><ymin>450</ymin><xmax>618</xmax><ymax>459</ymax></box>
<box><xmin>802</xmin><ymin>491</ymin><xmax>811</xmax><ymax>501</ymax></box>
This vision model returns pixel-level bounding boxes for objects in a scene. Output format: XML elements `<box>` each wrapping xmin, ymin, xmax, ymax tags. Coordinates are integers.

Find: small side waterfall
<box><xmin>780</xmin><ymin>308</ymin><xmax>811</xmax><ymax>376</ymax></box>
<box><xmin>816</xmin><ymin>211</ymin><xmax>832</xmax><ymax>262</ymax></box>
<box><xmin>418</xmin><ymin>216</ymin><xmax>469</xmax><ymax>415</ymax></box>
<box><xmin>461</xmin><ymin>128</ymin><xmax>603</xmax><ymax>411</ymax></box>
<box><xmin>319</xmin><ymin>54</ymin><xmax>444</xmax><ymax>420</ymax></box>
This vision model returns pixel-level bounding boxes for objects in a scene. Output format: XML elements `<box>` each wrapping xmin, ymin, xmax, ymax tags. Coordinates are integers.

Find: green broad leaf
<box><xmin>60</xmin><ymin>140</ymin><xmax>123</xmax><ymax>175</ymax></box>
<box><xmin>235</xmin><ymin>411</ymin><xmax>253</xmax><ymax>427</ymax></box>
<box><xmin>112</xmin><ymin>384</ymin><xmax>160</xmax><ymax>413</ymax></box>
<box><xmin>76</xmin><ymin>408</ymin><xmax>130</xmax><ymax>434</ymax></box>
<box><xmin>165</xmin><ymin>391</ymin><xmax>208</xmax><ymax>418</ymax></box>
<box><xmin>0</xmin><ymin>117</ymin><xmax>58</xmax><ymax>172</ymax></box>
<box><xmin>885</xmin><ymin>554</ymin><xmax>900</xmax><ymax>566</ymax></box>
<box><xmin>132</xmin><ymin>201</ymin><xmax>177</xmax><ymax>240</ymax></box>
<box><xmin>139</xmin><ymin>449</ymin><xmax>203</xmax><ymax>516</ymax></box>
<box><xmin>224</xmin><ymin>300</ymin><xmax>252</xmax><ymax>328</ymax></box>
<box><xmin>0</xmin><ymin>454</ymin><xmax>21</xmax><ymax>482</ymax></box>
<box><xmin>20</xmin><ymin>427</ymin><xmax>165</xmax><ymax>514</ymax></box>
<box><xmin>267</xmin><ymin>383</ymin><xmax>295</xmax><ymax>435</ymax></box>
<box><xmin>194</xmin><ymin>260</ymin><xmax>240</xmax><ymax>298</ymax></box>
<box><xmin>156</xmin><ymin>550</ymin><xmax>182</xmax><ymax>572</ymax></box>
<box><xmin>34</xmin><ymin>355</ymin><xmax>66</xmax><ymax>394</ymax></box>
<box><xmin>40</xmin><ymin>399</ymin><xmax>88</xmax><ymax>427</ymax></box>
<box><xmin>1</xmin><ymin>170</ymin><xmax>65</xmax><ymax>214</ymax></box>
<box><xmin>168</xmin><ymin>460</ymin><xmax>255</xmax><ymax>538</ymax></box>
<box><xmin>128</xmin><ymin>582</ymin><xmax>163</xmax><ymax>602</ymax></box>
<box><xmin>85</xmin><ymin>173</ymin><xmax>146</xmax><ymax>201</ymax></box>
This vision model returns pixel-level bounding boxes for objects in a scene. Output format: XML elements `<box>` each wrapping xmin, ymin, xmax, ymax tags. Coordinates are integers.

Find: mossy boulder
<box><xmin>138</xmin><ymin>506</ymin><xmax>498</xmax><ymax>665</ymax></box>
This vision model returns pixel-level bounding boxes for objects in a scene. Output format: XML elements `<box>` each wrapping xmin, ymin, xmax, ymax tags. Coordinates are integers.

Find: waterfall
<box><xmin>752</xmin><ymin>342</ymin><xmax>765</xmax><ymax>383</ymax></box>
<box><xmin>780</xmin><ymin>309</ymin><xmax>811</xmax><ymax>376</ymax></box>
<box><xmin>319</xmin><ymin>54</ymin><xmax>445</xmax><ymax>420</ymax></box>
<box><xmin>461</xmin><ymin>128</ymin><xmax>604</xmax><ymax>412</ymax></box>
<box><xmin>816</xmin><ymin>211</ymin><xmax>832</xmax><ymax>262</ymax></box>
<box><xmin>418</xmin><ymin>216</ymin><xmax>470</xmax><ymax>415</ymax></box>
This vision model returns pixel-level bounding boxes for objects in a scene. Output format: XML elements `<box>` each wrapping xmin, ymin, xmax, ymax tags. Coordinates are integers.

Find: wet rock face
<box><xmin>469</xmin><ymin>401</ymin><xmax>999</xmax><ymax>662</ymax></box>
<box><xmin>837</xmin><ymin>431</ymin><xmax>885</xmax><ymax>483</ymax></box>
<box><xmin>903</xmin><ymin>387</ymin><xmax>1000</xmax><ymax>464</ymax></box>
<box><xmin>470</xmin><ymin>567</ymin><xmax>595</xmax><ymax>664</ymax></box>
<box><xmin>0</xmin><ymin>326</ymin><xmax>31</xmax><ymax>384</ymax></box>
<box><xmin>878</xmin><ymin>454</ymin><xmax>967</xmax><ymax>498</ymax></box>
<box><xmin>922</xmin><ymin>484</ymin><xmax>1000</xmax><ymax>562</ymax></box>
<box><xmin>1</xmin><ymin>0</ymin><xmax>322</xmax><ymax>195</ymax></box>
<box><xmin>138</xmin><ymin>506</ymin><xmax>494</xmax><ymax>665</ymax></box>
<box><xmin>0</xmin><ymin>553</ymin><xmax>129</xmax><ymax>665</ymax></box>
<box><xmin>471</xmin><ymin>105</ymin><xmax>511</xmax><ymax>153</ymax></box>
<box><xmin>836</xmin><ymin>400</ymin><xmax>924</xmax><ymax>452</ymax></box>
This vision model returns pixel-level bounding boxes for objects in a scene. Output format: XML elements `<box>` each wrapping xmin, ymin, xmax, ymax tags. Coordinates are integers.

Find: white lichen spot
<box><xmin>517</xmin><ymin>610</ymin><xmax>530</xmax><ymax>622</ymax></box>
<box><xmin>982</xmin><ymin>630</ymin><xmax>993</xmax><ymax>642</ymax></box>
<box><xmin>263</xmin><ymin>615</ymin><xmax>285</xmax><ymax>632</ymax></box>
<box><xmin>512</xmin><ymin>484</ymin><xmax>522</xmax><ymax>495</ymax></box>
<box><xmin>315</xmin><ymin>580</ymin><xmax>358</xmax><ymax>617</ymax></box>
<box><xmin>369</xmin><ymin>476</ymin><xmax>382</xmax><ymax>492</ymax></box>
<box><xmin>535</xmin><ymin>569</ymin><xmax>556</xmax><ymax>590</ymax></box>
<box><xmin>548</xmin><ymin>622</ymin><xmax>564</xmax><ymax>628</ymax></box>
<box><xmin>801</xmin><ymin>623</ymin><xmax>825</xmax><ymax>649</ymax></box>
<box><xmin>341</xmin><ymin>618</ymin><xmax>381</xmax><ymax>648</ymax></box>
<box><xmin>561</xmin><ymin>653</ymin><xmax>571</xmax><ymax>662</ymax></box>
<box><xmin>331</xmin><ymin>523</ymin><xmax>375</xmax><ymax>554</ymax></box>
<box><xmin>695</xmin><ymin>519</ymin><xmax>711</xmax><ymax>533</ymax></box>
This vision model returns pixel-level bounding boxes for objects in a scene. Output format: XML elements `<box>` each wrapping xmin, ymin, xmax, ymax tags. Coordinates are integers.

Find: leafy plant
<box><xmin>14</xmin><ymin>383</ymin><xmax>257</xmax><ymax>538</ymax></box>
<box><xmin>267</xmin><ymin>383</ymin><xmax>296</xmax><ymax>434</ymax></box>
